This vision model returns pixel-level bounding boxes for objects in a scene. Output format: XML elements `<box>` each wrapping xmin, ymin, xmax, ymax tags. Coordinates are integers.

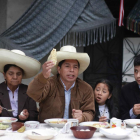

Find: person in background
<box><xmin>93</xmin><ymin>79</ymin><xmax>119</xmax><ymax>122</ymax></box>
<box><xmin>120</xmin><ymin>54</ymin><xmax>140</xmax><ymax>119</ymax></box>
<box><xmin>27</xmin><ymin>45</ymin><xmax>95</xmax><ymax>123</ymax></box>
<box><xmin>0</xmin><ymin>49</ymin><xmax>41</xmax><ymax>122</ymax></box>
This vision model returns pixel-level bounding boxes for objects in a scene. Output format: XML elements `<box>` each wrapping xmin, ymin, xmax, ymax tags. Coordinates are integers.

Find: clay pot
<box><xmin>70</xmin><ymin>126</ymin><xmax>96</xmax><ymax>139</ymax></box>
<box><xmin>11</xmin><ymin>122</ymin><xmax>24</xmax><ymax>131</ymax></box>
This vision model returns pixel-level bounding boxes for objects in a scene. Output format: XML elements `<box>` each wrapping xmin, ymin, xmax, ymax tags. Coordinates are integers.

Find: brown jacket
<box><xmin>27</xmin><ymin>73</ymin><xmax>95</xmax><ymax>123</ymax></box>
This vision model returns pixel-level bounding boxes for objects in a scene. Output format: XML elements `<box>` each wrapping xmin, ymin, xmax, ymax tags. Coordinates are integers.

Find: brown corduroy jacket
<box><xmin>27</xmin><ymin>73</ymin><xmax>95</xmax><ymax>123</ymax></box>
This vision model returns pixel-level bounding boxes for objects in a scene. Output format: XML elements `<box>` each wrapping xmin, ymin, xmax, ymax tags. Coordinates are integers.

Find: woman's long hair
<box><xmin>93</xmin><ymin>79</ymin><xmax>119</xmax><ymax>121</ymax></box>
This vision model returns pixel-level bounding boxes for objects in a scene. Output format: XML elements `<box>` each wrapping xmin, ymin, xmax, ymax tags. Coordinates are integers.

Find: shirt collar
<box><xmin>7</xmin><ymin>86</ymin><xmax>19</xmax><ymax>92</ymax></box>
<box><xmin>60</xmin><ymin>78</ymin><xmax>75</xmax><ymax>91</ymax></box>
<box><xmin>99</xmin><ymin>104</ymin><xmax>106</xmax><ymax>107</ymax></box>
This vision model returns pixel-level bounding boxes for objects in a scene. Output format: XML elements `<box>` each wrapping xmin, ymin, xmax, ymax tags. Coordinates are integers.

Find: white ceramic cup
<box><xmin>137</xmin><ymin>124</ymin><xmax>140</xmax><ymax>136</ymax></box>
<box><xmin>110</xmin><ymin>118</ymin><xmax>122</xmax><ymax>128</ymax></box>
<box><xmin>24</xmin><ymin>121</ymin><xmax>40</xmax><ymax>130</ymax></box>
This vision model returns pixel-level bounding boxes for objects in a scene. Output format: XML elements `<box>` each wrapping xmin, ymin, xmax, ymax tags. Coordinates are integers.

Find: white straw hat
<box><xmin>0</xmin><ymin>49</ymin><xmax>41</xmax><ymax>79</ymax></box>
<box><xmin>48</xmin><ymin>45</ymin><xmax>90</xmax><ymax>75</ymax></box>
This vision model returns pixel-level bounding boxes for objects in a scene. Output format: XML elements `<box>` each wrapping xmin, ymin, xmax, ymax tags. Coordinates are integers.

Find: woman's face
<box><xmin>3</xmin><ymin>66</ymin><xmax>23</xmax><ymax>87</ymax></box>
<box><xmin>94</xmin><ymin>83</ymin><xmax>112</xmax><ymax>105</ymax></box>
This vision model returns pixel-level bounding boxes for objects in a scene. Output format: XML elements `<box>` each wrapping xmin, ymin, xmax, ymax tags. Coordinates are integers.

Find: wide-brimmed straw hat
<box><xmin>48</xmin><ymin>45</ymin><xmax>90</xmax><ymax>75</ymax></box>
<box><xmin>0</xmin><ymin>49</ymin><xmax>41</xmax><ymax>79</ymax></box>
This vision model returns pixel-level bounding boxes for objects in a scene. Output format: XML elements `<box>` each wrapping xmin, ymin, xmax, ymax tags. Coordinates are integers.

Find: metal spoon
<box><xmin>2</xmin><ymin>107</ymin><xmax>15</xmax><ymax>112</ymax></box>
<box><xmin>32</xmin><ymin>131</ymin><xmax>41</xmax><ymax>135</ymax></box>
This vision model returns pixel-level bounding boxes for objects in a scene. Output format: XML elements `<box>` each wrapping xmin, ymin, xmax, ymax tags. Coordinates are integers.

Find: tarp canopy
<box><xmin>127</xmin><ymin>0</ymin><xmax>140</xmax><ymax>35</ymax></box>
<box><xmin>0</xmin><ymin>0</ymin><xmax>116</xmax><ymax>60</ymax></box>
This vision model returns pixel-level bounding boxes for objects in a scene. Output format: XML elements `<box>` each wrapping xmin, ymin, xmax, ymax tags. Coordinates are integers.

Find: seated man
<box><xmin>120</xmin><ymin>54</ymin><xmax>140</xmax><ymax>119</ymax></box>
<box><xmin>27</xmin><ymin>45</ymin><xmax>95</xmax><ymax>123</ymax></box>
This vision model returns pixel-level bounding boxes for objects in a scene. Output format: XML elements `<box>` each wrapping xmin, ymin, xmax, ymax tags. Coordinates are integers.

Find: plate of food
<box><xmin>124</xmin><ymin>119</ymin><xmax>140</xmax><ymax>127</ymax></box>
<box><xmin>25</xmin><ymin>129</ymin><xmax>57</xmax><ymax>140</ymax></box>
<box><xmin>0</xmin><ymin>117</ymin><xmax>18</xmax><ymax>125</ymax></box>
<box><xmin>79</xmin><ymin>121</ymin><xmax>109</xmax><ymax>131</ymax></box>
<box><xmin>0</xmin><ymin>123</ymin><xmax>9</xmax><ymax>130</ymax></box>
<box><xmin>44</xmin><ymin>118</ymin><xmax>67</xmax><ymax>128</ymax></box>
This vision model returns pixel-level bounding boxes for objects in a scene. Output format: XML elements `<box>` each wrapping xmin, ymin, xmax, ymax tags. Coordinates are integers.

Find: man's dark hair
<box><xmin>4</xmin><ymin>64</ymin><xmax>24</xmax><ymax>75</ymax></box>
<box><xmin>58</xmin><ymin>60</ymin><xmax>80</xmax><ymax>68</ymax></box>
<box><xmin>134</xmin><ymin>54</ymin><xmax>140</xmax><ymax>66</ymax></box>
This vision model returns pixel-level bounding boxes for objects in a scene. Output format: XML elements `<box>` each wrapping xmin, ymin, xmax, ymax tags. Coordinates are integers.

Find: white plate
<box><xmin>79</xmin><ymin>121</ymin><xmax>109</xmax><ymax>131</ymax></box>
<box><xmin>25</xmin><ymin>129</ymin><xmax>57</xmax><ymax>140</ymax></box>
<box><xmin>124</xmin><ymin>119</ymin><xmax>140</xmax><ymax>127</ymax></box>
<box><xmin>0</xmin><ymin>130</ymin><xmax>5</xmax><ymax>136</ymax></box>
<box><xmin>0</xmin><ymin>117</ymin><xmax>18</xmax><ymax>125</ymax></box>
<box><xmin>99</xmin><ymin>127</ymin><xmax>132</xmax><ymax>139</ymax></box>
<box><xmin>44</xmin><ymin>118</ymin><xmax>67</xmax><ymax>128</ymax></box>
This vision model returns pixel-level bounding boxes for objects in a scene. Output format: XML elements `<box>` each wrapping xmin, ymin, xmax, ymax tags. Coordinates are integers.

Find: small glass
<box><xmin>137</xmin><ymin>124</ymin><xmax>140</xmax><ymax>136</ymax></box>
<box><xmin>121</xmin><ymin>121</ymin><xmax>126</xmax><ymax>129</ymax></box>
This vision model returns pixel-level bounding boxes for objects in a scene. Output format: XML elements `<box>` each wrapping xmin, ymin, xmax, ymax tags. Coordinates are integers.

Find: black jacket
<box><xmin>0</xmin><ymin>82</ymin><xmax>38</xmax><ymax>122</ymax></box>
<box><xmin>120</xmin><ymin>81</ymin><xmax>140</xmax><ymax>120</ymax></box>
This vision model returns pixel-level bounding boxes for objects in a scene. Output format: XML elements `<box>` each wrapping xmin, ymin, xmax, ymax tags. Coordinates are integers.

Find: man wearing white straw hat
<box><xmin>27</xmin><ymin>45</ymin><xmax>95</xmax><ymax>123</ymax></box>
<box><xmin>0</xmin><ymin>49</ymin><xmax>41</xmax><ymax>122</ymax></box>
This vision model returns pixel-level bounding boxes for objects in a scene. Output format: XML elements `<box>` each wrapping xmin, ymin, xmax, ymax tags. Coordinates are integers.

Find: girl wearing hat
<box><xmin>0</xmin><ymin>49</ymin><xmax>41</xmax><ymax>122</ymax></box>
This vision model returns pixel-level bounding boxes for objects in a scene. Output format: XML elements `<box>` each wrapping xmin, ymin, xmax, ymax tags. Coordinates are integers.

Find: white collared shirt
<box><xmin>7</xmin><ymin>86</ymin><xmax>19</xmax><ymax>117</ymax></box>
<box><xmin>99</xmin><ymin>104</ymin><xmax>109</xmax><ymax>119</ymax></box>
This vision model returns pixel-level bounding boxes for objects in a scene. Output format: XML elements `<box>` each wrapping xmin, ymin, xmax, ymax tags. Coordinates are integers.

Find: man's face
<box><xmin>134</xmin><ymin>65</ymin><xmax>140</xmax><ymax>85</ymax></box>
<box><xmin>57</xmin><ymin>59</ymin><xmax>79</xmax><ymax>85</ymax></box>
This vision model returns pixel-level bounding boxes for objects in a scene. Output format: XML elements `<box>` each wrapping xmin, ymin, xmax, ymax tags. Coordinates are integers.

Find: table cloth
<box><xmin>0</xmin><ymin>123</ymin><xmax>139</xmax><ymax>140</ymax></box>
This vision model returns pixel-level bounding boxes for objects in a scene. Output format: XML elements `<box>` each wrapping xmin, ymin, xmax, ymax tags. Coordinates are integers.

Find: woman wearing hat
<box><xmin>0</xmin><ymin>49</ymin><xmax>41</xmax><ymax>122</ymax></box>
<box><xmin>27</xmin><ymin>45</ymin><xmax>95</xmax><ymax>123</ymax></box>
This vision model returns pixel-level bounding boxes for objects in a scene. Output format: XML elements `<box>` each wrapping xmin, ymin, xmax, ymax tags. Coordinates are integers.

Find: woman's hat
<box><xmin>48</xmin><ymin>45</ymin><xmax>90</xmax><ymax>75</ymax></box>
<box><xmin>0</xmin><ymin>49</ymin><xmax>41</xmax><ymax>79</ymax></box>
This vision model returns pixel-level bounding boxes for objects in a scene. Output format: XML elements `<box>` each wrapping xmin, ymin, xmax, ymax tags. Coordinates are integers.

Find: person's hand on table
<box><xmin>133</xmin><ymin>104</ymin><xmax>140</xmax><ymax>115</ymax></box>
<box><xmin>19</xmin><ymin>109</ymin><xmax>29</xmax><ymax>120</ymax></box>
<box><xmin>72</xmin><ymin>109</ymin><xmax>82</xmax><ymax>122</ymax></box>
<box><xmin>99</xmin><ymin>116</ymin><xmax>107</xmax><ymax>122</ymax></box>
<box><xmin>0</xmin><ymin>105</ymin><xmax>2</xmax><ymax>114</ymax></box>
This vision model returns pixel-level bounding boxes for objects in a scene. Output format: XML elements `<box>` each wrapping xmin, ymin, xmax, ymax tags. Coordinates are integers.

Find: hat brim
<box><xmin>48</xmin><ymin>51</ymin><xmax>90</xmax><ymax>75</ymax></box>
<box><xmin>0</xmin><ymin>49</ymin><xmax>41</xmax><ymax>79</ymax></box>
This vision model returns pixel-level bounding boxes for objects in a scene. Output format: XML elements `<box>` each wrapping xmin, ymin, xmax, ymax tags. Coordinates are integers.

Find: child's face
<box><xmin>94</xmin><ymin>83</ymin><xmax>112</xmax><ymax>105</ymax></box>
